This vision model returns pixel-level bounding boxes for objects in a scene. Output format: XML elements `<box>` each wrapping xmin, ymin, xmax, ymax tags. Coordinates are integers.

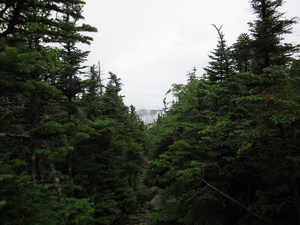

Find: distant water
<box><xmin>137</xmin><ymin>109</ymin><xmax>163</xmax><ymax>124</ymax></box>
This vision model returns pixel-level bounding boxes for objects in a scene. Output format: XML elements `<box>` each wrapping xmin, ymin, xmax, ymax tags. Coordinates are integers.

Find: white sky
<box><xmin>80</xmin><ymin>0</ymin><xmax>300</xmax><ymax>110</ymax></box>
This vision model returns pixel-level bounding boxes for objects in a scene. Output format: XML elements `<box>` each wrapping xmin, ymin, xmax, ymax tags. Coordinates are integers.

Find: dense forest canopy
<box><xmin>1</xmin><ymin>0</ymin><xmax>300</xmax><ymax>225</ymax></box>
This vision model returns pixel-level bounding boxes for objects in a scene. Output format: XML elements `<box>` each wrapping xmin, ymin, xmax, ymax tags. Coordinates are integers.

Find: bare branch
<box><xmin>201</xmin><ymin>178</ymin><xmax>263</xmax><ymax>220</ymax></box>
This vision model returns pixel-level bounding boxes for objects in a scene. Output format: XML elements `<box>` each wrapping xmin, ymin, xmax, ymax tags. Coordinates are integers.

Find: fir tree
<box><xmin>145</xmin><ymin>1</ymin><xmax>300</xmax><ymax>225</ymax></box>
<box><xmin>0</xmin><ymin>1</ymin><xmax>97</xmax><ymax>224</ymax></box>
<box><xmin>232</xmin><ymin>33</ymin><xmax>253</xmax><ymax>73</ymax></box>
<box><xmin>248</xmin><ymin>0</ymin><xmax>298</xmax><ymax>74</ymax></box>
<box><xmin>204</xmin><ymin>24</ymin><xmax>232</xmax><ymax>83</ymax></box>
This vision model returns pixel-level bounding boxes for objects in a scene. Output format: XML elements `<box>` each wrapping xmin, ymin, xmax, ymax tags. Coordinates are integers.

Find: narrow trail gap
<box><xmin>118</xmin><ymin>200</ymin><xmax>151</xmax><ymax>225</ymax></box>
<box><xmin>116</xmin><ymin>166</ymin><xmax>152</xmax><ymax>225</ymax></box>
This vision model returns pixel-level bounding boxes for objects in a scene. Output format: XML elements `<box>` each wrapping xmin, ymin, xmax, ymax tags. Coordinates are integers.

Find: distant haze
<box><xmin>137</xmin><ymin>109</ymin><xmax>164</xmax><ymax>124</ymax></box>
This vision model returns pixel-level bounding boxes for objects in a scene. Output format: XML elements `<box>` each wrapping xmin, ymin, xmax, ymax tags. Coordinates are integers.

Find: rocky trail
<box><xmin>117</xmin><ymin>184</ymin><xmax>168</xmax><ymax>225</ymax></box>
<box><xmin>115</xmin><ymin>169</ymin><xmax>167</xmax><ymax>225</ymax></box>
<box><xmin>116</xmin><ymin>200</ymin><xmax>151</xmax><ymax>225</ymax></box>
<box><xmin>115</xmin><ymin>173</ymin><xmax>153</xmax><ymax>225</ymax></box>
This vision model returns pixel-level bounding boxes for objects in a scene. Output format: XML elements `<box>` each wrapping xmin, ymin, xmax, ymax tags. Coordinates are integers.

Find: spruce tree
<box><xmin>248</xmin><ymin>0</ymin><xmax>298</xmax><ymax>74</ymax></box>
<box><xmin>145</xmin><ymin>1</ymin><xmax>300</xmax><ymax>225</ymax></box>
<box><xmin>0</xmin><ymin>1</ymin><xmax>97</xmax><ymax>224</ymax></box>
<box><xmin>55</xmin><ymin>1</ymin><xmax>97</xmax><ymax>118</ymax></box>
<box><xmin>204</xmin><ymin>24</ymin><xmax>232</xmax><ymax>83</ymax></box>
<box><xmin>232</xmin><ymin>33</ymin><xmax>253</xmax><ymax>73</ymax></box>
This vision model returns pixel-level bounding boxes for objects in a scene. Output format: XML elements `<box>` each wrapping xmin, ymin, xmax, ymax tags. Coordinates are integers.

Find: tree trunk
<box><xmin>50</xmin><ymin>162</ymin><xmax>62</xmax><ymax>200</ymax></box>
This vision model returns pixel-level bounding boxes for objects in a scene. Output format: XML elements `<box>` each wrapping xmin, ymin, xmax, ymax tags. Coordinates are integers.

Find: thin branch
<box><xmin>201</xmin><ymin>178</ymin><xmax>263</xmax><ymax>220</ymax></box>
<box><xmin>185</xmin><ymin>185</ymin><xmax>209</xmax><ymax>202</ymax></box>
<box><xmin>6</xmin><ymin>133</ymin><xmax>31</xmax><ymax>139</ymax></box>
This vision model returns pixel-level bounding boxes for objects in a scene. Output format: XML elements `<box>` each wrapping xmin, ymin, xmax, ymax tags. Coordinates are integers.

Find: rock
<box><xmin>146</xmin><ymin>186</ymin><xmax>165</xmax><ymax>202</ymax></box>
<box><xmin>146</xmin><ymin>186</ymin><xmax>165</xmax><ymax>195</ymax></box>
<box><xmin>149</xmin><ymin>194</ymin><xmax>177</xmax><ymax>209</ymax></box>
<box><xmin>150</xmin><ymin>194</ymin><xmax>162</xmax><ymax>209</ymax></box>
<box><xmin>166</xmin><ymin>195</ymin><xmax>177</xmax><ymax>204</ymax></box>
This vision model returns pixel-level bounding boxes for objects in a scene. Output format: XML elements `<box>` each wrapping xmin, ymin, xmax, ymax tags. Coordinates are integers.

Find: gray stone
<box><xmin>166</xmin><ymin>195</ymin><xmax>177</xmax><ymax>204</ymax></box>
<box><xmin>150</xmin><ymin>195</ymin><xmax>162</xmax><ymax>209</ymax></box>
<box><xmin>146</xmin><ymin>186</ymin><xmax>165</xmax><ymax>195</ymax></box>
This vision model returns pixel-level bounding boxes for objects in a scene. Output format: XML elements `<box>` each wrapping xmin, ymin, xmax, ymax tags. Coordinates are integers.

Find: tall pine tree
<box><xmin>204</xmin><ymin>24</ymin><xmax>232</xmax><ymax>83</ymax></box>
<box><xmin>249</xmin><ymin>0</ymin><xmax>297</xmax><ymax>74</ymax></box>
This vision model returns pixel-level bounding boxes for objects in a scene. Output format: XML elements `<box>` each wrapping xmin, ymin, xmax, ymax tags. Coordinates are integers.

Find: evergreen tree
<box><xmin>55</xmin><ymin>1</ymin><xmax>97</xmax><ymax>118</ymax></box>
<box><xmin>102</xmin><ymin>72</ymin><xmax>128</xmax><ymax>121</ymax></box>
<box><xmin>72</xmin><ymin>72</ymin><xmax>145</xmax><ymax>224</ymax></box>
<box><xmin>81</xmin><ymin>64</ymin><xmax>105</xmax><ymax>120</ymax></box>
<box><xmin>232</xmin><ymin>33</ymin><xmax>253</xmax><ymax>73</ymax></box>
<box><xmin>0</xmin><ymin>1</ymin><xmax>97</xmax><ymax>224</ymax></box>
<box><xmin>145</xmin><ymin>1</ymin><xmax>300</xmax><ymax>225</ymax></box>
<box><xmin>204</xmin><ymin>24</ymin><xmax>232</xmax><ymax>83</ymax></box>
<box><xmin>248</xmin><ymin>0</ymin><xmax>298</xmax><ymax>74</ymax></box>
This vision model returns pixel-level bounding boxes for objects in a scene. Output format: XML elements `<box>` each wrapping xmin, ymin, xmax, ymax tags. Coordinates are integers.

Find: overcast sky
<box><xmin>80</xmin><ymin>0</ymin><xmax>300</xmax><ymax>110</ymax></box>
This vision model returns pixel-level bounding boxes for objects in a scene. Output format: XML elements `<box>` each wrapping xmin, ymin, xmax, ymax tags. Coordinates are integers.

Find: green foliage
<box><xmin>61</xmin><ymin>198</ymin><xmax>94</xmax><ymax>225</ymax></box>
<box><xmin>145</xmin><ymin>2</ymin><xmax>300</xmax><ymax>224</ymax></box>
<box><xmin>2</xmin><ymin>0</ymin><xmax>300</xmax><ymax>224</ymax></box>
<box><xmin>0</xmin><ymin>1</ymin><xmax>145</xmax><ymax>225</ymax></box>
<box><xmin>147</xmin><ymin>63</ymin><xmax>300</xmax><ymax>224</ymax></box>
<box><xmin>248</xmin><ymin>0</ymin><xmax>298</xmax><ymax>74</ymax></box>
<box><xmin>204</xmin><ymin>25</ymin><xmax>233</xmax><ymax>82</ymax></box>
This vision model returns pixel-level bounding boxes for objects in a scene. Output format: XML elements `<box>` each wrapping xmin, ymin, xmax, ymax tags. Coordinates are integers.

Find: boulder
<box><xmin>146</xmin><ymin>186</ymin><xmax>165</xmax><ymax>195</ymax></box>
<box><xmin>166</xmin><ymin>195</ymin><xmax>177</xmax><ymax>204</ymax></box>
<box><xmin>150</xmin><ymin>194</ymin><xmax>162</xmax><ymax>209</ymax></box>
<box><xmin>146</xmin><ymin>186</ymin><xmax>165</xmax><ymax>201</ymax></box>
